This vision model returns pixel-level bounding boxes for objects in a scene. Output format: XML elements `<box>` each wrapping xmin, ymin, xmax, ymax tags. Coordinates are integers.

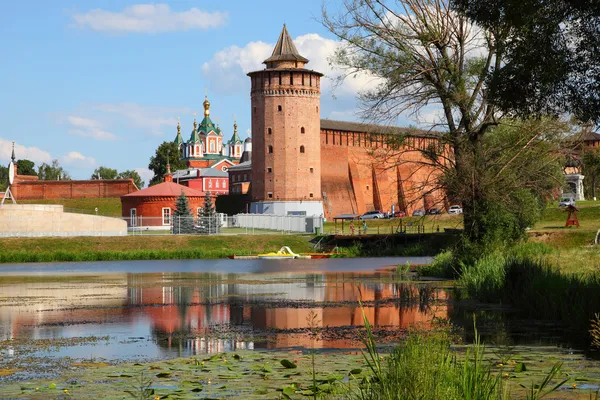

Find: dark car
<box><xmin>393</xmin><ymin>210</ymin><xmax>406</xmax><ymax>218</ymax></box>
<box><xmin>412</xmin><ymin>209</ymin><xmax>425</xmax><ymax>217</ymax></box>
<box><xmin>427</xmin><ymin>208</ymin><xmax>443</xmax><ymax>215</ymax></box>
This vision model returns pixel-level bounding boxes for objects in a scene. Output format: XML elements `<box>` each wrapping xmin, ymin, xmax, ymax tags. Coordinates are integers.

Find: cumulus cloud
<box><xmin>0</xmin><ymin>138</ymin><xmax>52</xmax><ymax>165</ymax></box>
<box><xmin>60</xmin><ymin>151</ymin><xmax>96</xmax><ymax>168</ymax></box>
<box><xmin>67</xmin><ymin>116</ymin><xmax>119</xmax><ymax>141</ymax></box>
<box><xmin>72</xmin><ymin>4</ymin><xmax>228</xmax><ymax>34</ymax></box>
<box><xmin>134</xmin><ymin>167</ymin><xmax>154</xmax><ymax>187</ymax></box>
<box><xmin>201</xmin><ymin>33</ymin><xmax>382</xmax><ymax>98</ymax></box>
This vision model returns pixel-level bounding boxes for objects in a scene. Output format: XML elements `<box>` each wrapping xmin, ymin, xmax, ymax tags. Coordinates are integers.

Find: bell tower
<box><xmin>247</xmin><ymin>25</ymin><xmax>324</xmax><ymax>216</ymax></box>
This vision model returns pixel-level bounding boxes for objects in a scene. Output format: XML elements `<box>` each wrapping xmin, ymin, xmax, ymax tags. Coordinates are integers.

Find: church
<box><xmin>172</xmin><ymin>96</ymin><xmax>244</xmax><ymax>194</ymax></box>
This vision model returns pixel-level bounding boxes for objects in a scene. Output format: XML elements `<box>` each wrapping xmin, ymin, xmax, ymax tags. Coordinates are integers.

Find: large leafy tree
<box><xmin>582</xmin><ymin>148</ymin><xmax>600</xmax><ymax>200</ymax></box>
<box><xmin>322</xmin><ymin>0</ymin><xmax>570</xmax><ymax>252</ymax></box>
<box><xmin>91</xmin><ymin>166</ymin><xmax>118</xmax><ymax>180</ymax></box>
<box><xmin>118</xmin><ymin>170</ymin><xmax>145</xmax><ymax>189</ymax></box>
<box><xmin>148</xmin><ymin>142</ymin><xmax>186</xmax><ymax>186</ymax></box>
<box><xmin>0</xmin><ymin>166</ymin><xmax>7</xmax><ymax>191</ymax></box>
<box><xmin>451</xmin><ymin>0</ymin><xmax>600</xmax><ymax>124</ymax></box>
<box><xmin>16</xmin><ymin>159</ymin><xmax>36</xmax><ymax>175</ymax></box>
<box><xmin>37</xmin><ymin>160</ymin><xmax>71</xmax><ymax>180</ymax></box>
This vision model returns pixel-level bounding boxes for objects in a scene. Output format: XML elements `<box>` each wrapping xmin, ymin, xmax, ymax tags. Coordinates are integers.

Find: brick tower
<box><xmin>247</xmin><ymin>25</ymin><xmax>324</xmax><ymax>216</ymax></box>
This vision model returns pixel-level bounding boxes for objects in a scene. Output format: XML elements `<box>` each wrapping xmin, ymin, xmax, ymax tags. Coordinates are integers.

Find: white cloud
<box><xmin>67</xmin><ymin>116</ymin><xmax>119</xmax><ymax>141</ymax></box>
<box><xmin>60</xmin><ymin>151</ymin><xmax>96</xmax><ymax>168</ymax></box>
<box><xmin>0</xmin><ymin>138</ymin><xmax>52</xmax><ymax>165</ymax></box>
<box><xmin>134</xmin><ymin>167</ymin><xmax>154</xmax><ymax>188</ymax></box>
<box><xmin>201</xmin><ymin>33</ymin><xmax>382</xmax><ymax>98</ymax></box>
<box><xmin>93</xmin><ymin>103</ymin><xmax>189</xmax><ymax>136</ymax></box>
<box><xmin>72</xmin><ymin>4</ymin><xmax>228</xmax><ymax>34</ymax></box>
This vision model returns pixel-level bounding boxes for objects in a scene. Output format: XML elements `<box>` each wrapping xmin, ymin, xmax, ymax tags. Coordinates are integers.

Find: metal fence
<box><xmin>124</xmin><ymin>214</ymin><xmax>323</xmax><ymax>235</ymax></box>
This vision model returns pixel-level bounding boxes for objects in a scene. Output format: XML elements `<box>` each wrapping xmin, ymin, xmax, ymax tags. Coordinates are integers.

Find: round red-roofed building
<box><xmin>121</xmin><ymin>181</ymin><xmax>207</xmax><ymax>229</ymax></box>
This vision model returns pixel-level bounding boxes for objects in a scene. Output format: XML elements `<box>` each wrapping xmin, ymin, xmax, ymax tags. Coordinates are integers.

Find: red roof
<box><xmin>122</xmin><ymin>181</ymin><xmax>205</xmax><ymax>198</ymax></box>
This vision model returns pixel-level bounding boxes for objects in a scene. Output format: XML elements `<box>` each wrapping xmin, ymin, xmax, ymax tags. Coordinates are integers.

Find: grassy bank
<box><xmin>0</xmin><ymin>235</ymin><xmax>314</xmax><ymax>263</ymax></box>
<box><xmin>20</xmin><ymin>198</ymin><xmax>122</xmax><ymax>217</ymax></box>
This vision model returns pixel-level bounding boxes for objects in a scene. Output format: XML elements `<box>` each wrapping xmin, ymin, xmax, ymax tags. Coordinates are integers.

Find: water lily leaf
<box><xmin>233</xmin><ymin>354</ymin><xmax>242</xmax><ymax>360</ymax></box>
<box><xmin>190</xmin><ymin>387</ymin><xmax>203</xmax><ymax>392</ymax></box>
<box><xmin>280</xmin><ymin>359</ymin><xmax>297</xmax><ymax>369</ymax></box>
<box><xmin>282</xmin><ymin>386</ymin><xmax>296</xmax><ymax>395</ymax></box>
<box><xmin>156</xmin><ymin>372</ymin><xmax>171</xmax><ymax>378</ymax></box>
<box><xmin>48</xmin><ymin>383</ymin><xmax>56</xmax><ymax>389</ymax></box>
<box><xmin>514</xmin><ymin>362</ymin><xmax>527</xmax><ymax>372</ymax></box>
<box><xmin>349</xmin><ymin>368</ymin><xmax>362</xmax><ymax>375</ymax></box>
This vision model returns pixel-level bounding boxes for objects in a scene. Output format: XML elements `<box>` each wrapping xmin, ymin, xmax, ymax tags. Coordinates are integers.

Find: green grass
<box><xmin>0</xmin><ymin>234</ymin><xmax>315</xmax><ymax>263</ymax></box>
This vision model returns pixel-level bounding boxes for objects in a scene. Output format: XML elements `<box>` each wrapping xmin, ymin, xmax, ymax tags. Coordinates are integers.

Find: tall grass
<box><xmin>417</xmin><ymin>250</ymin><xmax>456</xmax><ymax>278</ymax></box>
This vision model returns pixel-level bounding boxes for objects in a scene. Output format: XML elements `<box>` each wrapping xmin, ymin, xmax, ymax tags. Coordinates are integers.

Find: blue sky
<box><xmin>0</xmin><ymin>1</ymin><xmax>422</xmax><ymax>184</ymax></box>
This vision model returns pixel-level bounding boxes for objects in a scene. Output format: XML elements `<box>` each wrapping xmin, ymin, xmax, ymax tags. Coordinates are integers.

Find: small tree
<box><xmin>197</xmin><ymin>192</ymin><xmax>219</xmax><ymax>234</ymax></box>
<box><xmin>16</xmin><ymin>159</ymin><xmax>36</xmax><ymax>175</ymax></box>
<box><xmin>173</xmin><ymin>191</ymin><xmax>194</xmax><ymax>234</ymax></box>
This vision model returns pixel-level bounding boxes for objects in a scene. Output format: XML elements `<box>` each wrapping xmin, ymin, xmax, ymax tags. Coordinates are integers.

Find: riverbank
<box><xmin>0</xmin><ymin>235</ymin><xmax>315</xmax><ymax>263</ymax></box>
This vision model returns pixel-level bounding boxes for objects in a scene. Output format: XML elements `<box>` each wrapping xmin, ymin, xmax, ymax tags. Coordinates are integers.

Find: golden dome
<box><xmin>203</xmin><ymin>96</ymin><xmax>211</xmax><ymax>117</ymax></box>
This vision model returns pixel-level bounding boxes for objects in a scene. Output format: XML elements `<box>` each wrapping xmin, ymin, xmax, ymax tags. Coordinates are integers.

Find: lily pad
<box><xmin>281</xmin><ymin>359</ymin><xmax>297</xmax><ymax>369</ymax></box>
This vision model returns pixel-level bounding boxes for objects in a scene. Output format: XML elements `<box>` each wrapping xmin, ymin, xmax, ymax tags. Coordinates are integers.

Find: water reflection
<box><xmin>0</xmin><ymin>270</ymin><xmax>449</xmax><ymax>362</ymax></box>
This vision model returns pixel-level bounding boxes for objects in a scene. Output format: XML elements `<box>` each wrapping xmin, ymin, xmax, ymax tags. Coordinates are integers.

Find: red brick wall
<box><xmin>121</xmin><ymin>196</ymin><xmax>206</xmax><ymax>227</ymax></box>
<box><xmin>249</xmin><ymin>69</ymin><xmax>322</xmax><ymax>203</ymax></box>
<box><xmin>12</xmin><ymin>179</ymin><xmax>138</xmax><ymax>200</ymax></box>
<box><xmin>319</xmin><ymin>130</ymin><xmax>445</xmax><ymax>219</ymax></box>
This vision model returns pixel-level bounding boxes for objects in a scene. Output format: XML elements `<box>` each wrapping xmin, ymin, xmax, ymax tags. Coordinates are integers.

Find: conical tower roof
<box><xmin>263</xmin><ymin>24</ymin><xmax>309</xmax><ymax>65</ymax></box>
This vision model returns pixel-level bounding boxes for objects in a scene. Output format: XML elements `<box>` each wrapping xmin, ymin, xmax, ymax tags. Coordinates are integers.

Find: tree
<box><xmin>452</xmin><ymin>0</ymin><xmax>600</xmax><ymax>124</ymax></box>
<box><xmin>37</xmin><ymin>160</ymin><xmax>70</xmax><ymax>180</ymax></box>
<box><xmin>91</xmin><ymin>166</ymin><xmax>118</xmax><ymax>180</ymax></box>
<box><xmin>16</xmin><ymin>159</ymin><xmax>36</xmax><ymax>175</ymax></box>
<box><xmin>582</xmin><ymin>149</ymin><xmax>600</xmax><ymax>200</ymax></box>
<box><xmin>322</xmin><ymin>0</ymin><xmax>570</xmax><ymax>253</ymax></box>
<box><xmin>118</xmin><ymin>170</ymin><xmax>145</xmax><ymax>189</ymax></box>
<box><xmin>197</xmin><ymin>192</ymin><xmax>219</xmax><ymax>234</ymax></box>
<box><xmin>173</xmin><ymin>192</ymin><xmax>194</xmax><ymax>234</ymax></box>
<box><xmin>148</xmin><ymin>142</ymin><xmax>186</xmax><ymax>186</ymax></box>
<box><xmin>0</xmin><ymin>165</ymin><xmax>7</xmax><ymax>191</ymax></box>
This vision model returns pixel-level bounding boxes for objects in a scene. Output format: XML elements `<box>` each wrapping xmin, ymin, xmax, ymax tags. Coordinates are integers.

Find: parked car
<box><xmin>427</xmin><ymin>208</ymin><xmax>443</xmax><ymax>215</ymax></box>
<box><xmin>448</xmin><ymin>205</ymin><xmax>463</xmax><ymax>214</ymax></box>
<box><xmin>393</xmin><ymin>210</ymin><xmax>406</xmax><ymax>218</ymax></box>
<box><xmin>360</xmin><ymin>210</ymin><xmax>385</xmax><ymax>219</ymax></box>
<box><xmin>559</xmin><ymin>197</ymin><xmax>576</xmax><ymax>207</ymax></box>
<box><xmin>412</xmin><ymin>209</ymin><xmax>425</xmax><ymax>217</ymax></box>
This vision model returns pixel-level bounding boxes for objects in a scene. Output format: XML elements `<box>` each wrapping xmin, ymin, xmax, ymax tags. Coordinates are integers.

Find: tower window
<box><xmin>366</xmin><ymin>185</ymin><xmax>370</xmax><ymax>190</ymax></box>
<box><xmin>290</xmin><ymin>73</ymin><xmax>293</xmax><ymax>85</ymax></box>
<box><xmin>254</xmin><ymin>107</ymin><xmax>256</xmax><ymax>115</ymax></box>
<box><xmin>268</xmin><ymin>192</ymin><xmax>273</xmax><ymax>199</ymax></box>
<box><xmin>316</xmin><ymin>106</ymin><xmax>319</xmax><ymax>113</ymax></box>
<box><xmin>279</xmin><ymin>72</ymin><xmax>282</xmax><ymax>85</ymax></box>
<box><xmin>267</xmin><ymin>167</ymin><xmax>272</xmax><ymax>173</ymax></box>
<box><xmin>301</xmin><ymin>127</ymin><xmax>305</xmax><ymax>134</ymax></box>
<box><xmin>309</xmin><ymin>192</ymin><xmax>314</xmax><ymax>198</ymax></box>
<box><xmin>278</xmin><ymin>105</ymin><xmax>282</xmax><ymax>112</ymax></box>
<box><xmin>268</xmin><ymin>145</ymin><xmax>273</xmax><ymax>154</ymax></box>
<box><xmin>300</xmin><ymin>145</ymin><xmax>305</xmax><ymax>154</ymax></box>
<box><xmin>310</xmin><ymin>167</ymin><xmax>314</xmax><ymax>173</ymax></box>
<box><xmin>268</xmin><ymin>128</ymin><xmax>272</xmax><ymax>135</ymax></box>
<box><xmin>302</xmin><ymin>73</ymin><xmax>305</xmax><ymax>85</ymax></box>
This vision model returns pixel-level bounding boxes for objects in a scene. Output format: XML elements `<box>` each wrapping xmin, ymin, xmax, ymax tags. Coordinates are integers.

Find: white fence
<box><xmin>124</xmin><ymin>214</ymin><xmax>323</xmax><ymax>235</ymax></box>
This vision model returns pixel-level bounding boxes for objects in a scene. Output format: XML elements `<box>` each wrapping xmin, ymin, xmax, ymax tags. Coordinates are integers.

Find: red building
<box><xmin>120</xmin><ymin>176</ymin><xmax>207</xmax><ymax>229</ymax></box>
<box><xmin>172</xmin><ymin>168</ymin><xmax>229</xmax><ymax>195</ymax></box>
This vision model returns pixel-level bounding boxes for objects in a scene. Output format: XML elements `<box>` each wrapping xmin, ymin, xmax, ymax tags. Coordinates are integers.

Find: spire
<box><xmin>264</xmin><ymin>24</ymin><xmax>309</xmax><ymax>66</ymax></box>
<box><xmin>229</xmin><ymin>117</ymin><xmax>242</xmax><ymax>144</ymax></box>
<box><xmin>174</xmin><ymin>118</ymin><xmax>184</xmax><ymax>146</ymax></box>
<box><xmin>193</xmin><ymin>111</ymin><xmax>197</xmax><ymax>131</ymax></box>
<box><xmin>11</xmin><ymin>142</ymin><xmax>15</xmax><ymax>162</ymax></box>
<box><xmin>166</xmin><ymin>149</ymin><xmax>171</xmax><ymax>174</ymax></box>
<box><xmin>203</xmin><ymin>96</ymin><xmax>210</xmax><ymax>117</ymax></box>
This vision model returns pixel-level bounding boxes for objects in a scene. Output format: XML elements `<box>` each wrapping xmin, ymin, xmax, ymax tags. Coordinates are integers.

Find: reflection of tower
<box><xmin>248</xmin><ymin>25</ymin><xmax>324</xmax><ymax>216</ymax></box>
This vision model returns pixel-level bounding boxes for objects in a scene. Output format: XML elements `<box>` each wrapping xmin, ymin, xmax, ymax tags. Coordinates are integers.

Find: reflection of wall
<box><xmin>0</xmin><ymin>274</ymin><xmax>129</xmax><ymax>340</ymax></box>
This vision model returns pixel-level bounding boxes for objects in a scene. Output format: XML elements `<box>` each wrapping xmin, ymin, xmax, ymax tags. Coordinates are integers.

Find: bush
<box><xmin>418</xmin><ymin>250</ymin><xmax>456</xmax><ymax>278</ymax></box>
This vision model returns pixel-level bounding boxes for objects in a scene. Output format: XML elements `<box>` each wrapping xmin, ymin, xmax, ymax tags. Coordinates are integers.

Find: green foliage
<box><xmin>461</xmin><ymin>252</ymin><xmax>507</xmax><ymax>301</ymax></box>
<box><xmin>117</xmin><ymin>169</ymin><xmax>144</xmax><ymax>189</ymax></box>
<box><xmin>418</xmin><ymin>250</ymin><xmax>456</xmax><ymax>278</ymax></box>
<box><xmin>91</xmin><ymin>166</ymin><xmax>118</xmax><ymax>180</ymax></box>
<box><xmin>197</xmin><ymin>192</ymin><xmax>219</xmax><ymax>235</ymax></box>
<box><xmin>0</xmin><ymin>165</ymin><xmax>7</xmax><ymax>191</ymax></box>
<box><xmin>16</xmin><ymin>159</ymin><xmax>35</xmax><ymax>175</ymax></box>
<box><xmin>173</xmin><ymin>192</ymin><xmax>194</xmax><ymax>234</ymax></box>
<box><xmin>582</xmin><ymin>148</ymin><xmax>600</xmax><ymax>199</ymax></box>
<box><xmin>37</xmin><ymin>159</ymin><xmax>70</xmax><ymax>180</ymax></box>
<box><xmin>148</xmin><ymin>142</ymin><xmax>186</xmax><ymax>186</ymax></box>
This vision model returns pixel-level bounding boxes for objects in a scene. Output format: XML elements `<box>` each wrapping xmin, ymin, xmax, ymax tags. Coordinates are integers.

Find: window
<box><xmin>301</xmin><ymin>127</ymin><xmax>305</xmax><ymax>134</ymax></box>
<box><xmin>222</xmin><ymin>179</ymin><xmax>226</xmax><ymax>187</ymax></box>
<box><xmin>290</xmin><ymin>73</ymin><xmax>293</xmax><ymax>85</ymax></box>
<box><xmin>162</xmin><ymin>208</ymin><xmax>171</xmax><ymax>226</ymax></box>
<box><xmin>316</xmin><ymin>106</ymin><xmax>319</xmax><ymax>113</ymax></box>
<box><xmin>209</xmin><ymin>180</ymin><xmax>212</xmax><ymax>188</ymax></box>
<box><xmin>130</xmin><ymin>208</ymin><xmax>137</xmax><ymax>227</ymax></box>
<box><xmin>268</xmin><ymin>192</ymin><xmax>273</xmax><ymax>199</ymax></box>
<box><xmin>309</xmin><ymin>192</ymin><xmax>314</xmax><ymax>198</ymax></box>
<box><xmin>232</xmin><ymin>175</ymin><xmax>236</xmax><ymax>182</ymax></box>
<box><xmin>243</xmin><ymin>173</ymin><xmax>247</xmax><ymax>181</ymax></box>
<box><xmin>267</xmin><ymin>167</ymin><xmax>272</xmax><ymax>173</ymax></box>
<box><xmin>300</xmin><ymin>145</ymin><xmax>305</xmax><ymax>153</ymax></box>
<box><xmin>216</xmin><ymin>180</ymin><xmax>220</xmax><ymax>188</ymax></box>
<box><xmin>310</xmin><ymin>167</ymin><xmax>314</xmax><ymax>173</ymax></box>
<box><xmin>366</xmin><ymin>185</ymin><xmax>370</xmax><ymax>191</ymax></box>
<box><xmin>210</xmin><ymin>141</ymin><xmax>215</xmax><ymax>152</ymax></box>
<box><xmin>254</xmin><ymin>107</ymin><xmax>256</xmax><ymax>115</ymax></box>
<box><xmin>268</xmin><ymin>145</ymin><xmax>273</xmax><ymax>154</ymax></box>
<box><xmin>279</xmin><ymin>72</ymin><xmax>282</xmax><ymax>85</ymax></box>
<box><xmin>268</xmin><ymin>128</ymin><xmax>272</xmax><ymax>135</ymax></box>
<box><xmin>197</xmin><ymin>207</ymin><xmax>202</xmax><ymax>217</ymax></box>
<box><xmin>277</xmin><ymin>105</ymin><xmax>282</xmax><ymax>112</ymax></box>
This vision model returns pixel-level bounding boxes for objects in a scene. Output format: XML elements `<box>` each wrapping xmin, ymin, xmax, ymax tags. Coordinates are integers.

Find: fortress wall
<box><xmin>320</xmin><ymin>129</ymin><xmax>445</xmax><ymax>219</ymax></box>
<box><xmin>12</xmin><ymin>179</ymin><xmax>137</xmax><ymax>200</ymax></box>
<box><xmin>0</xmin><ymin>204</ymin><xmax>127</xmax><ymax>237</ymax></box>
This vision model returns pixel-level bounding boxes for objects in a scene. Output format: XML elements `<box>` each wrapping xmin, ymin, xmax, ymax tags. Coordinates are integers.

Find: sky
<box><xmin>0</xmin><ymin>1</ymin><xmax>432</xmax><ymax>184</ymax></box>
